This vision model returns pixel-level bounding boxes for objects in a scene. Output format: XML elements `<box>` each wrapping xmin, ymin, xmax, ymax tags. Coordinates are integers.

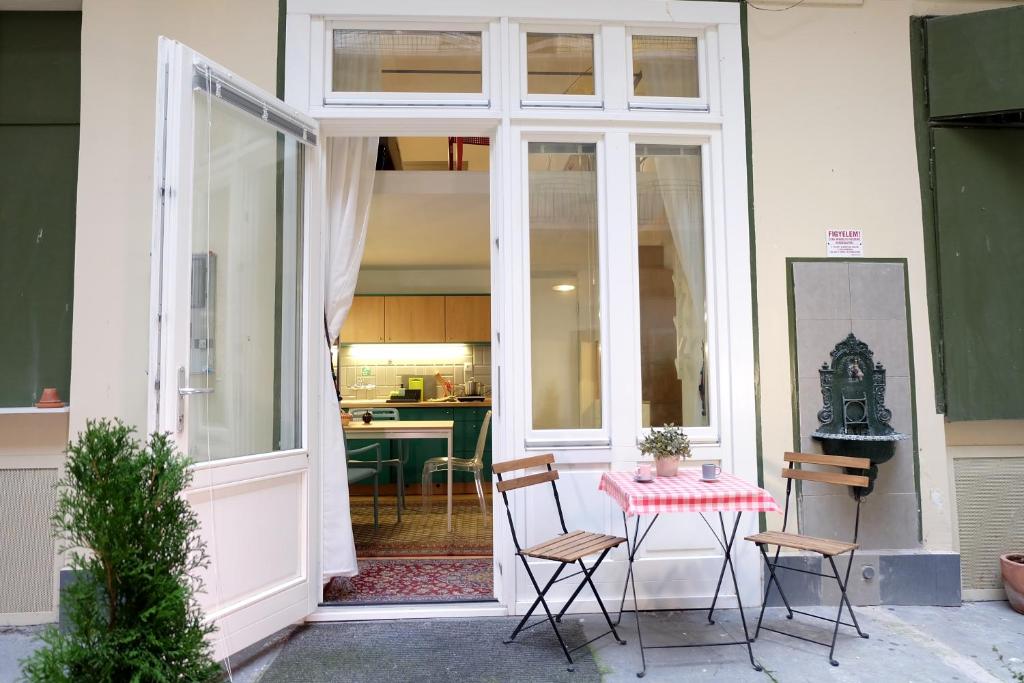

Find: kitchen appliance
<box><xmin>386</xmin><ymin>387</ymin><xmax>421</xmax><ymax>403</ymax></box>
<box><xmin>465</xmin><ymin>378</ymin><xmax>481</xmax><ymax>396</ymax></box>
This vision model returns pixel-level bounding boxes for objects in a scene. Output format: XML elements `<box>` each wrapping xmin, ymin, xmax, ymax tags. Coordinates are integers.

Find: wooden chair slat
<box><xmin>523</xmin><ymin>531</ymin><xmax>625</xmax><ymax>562</ymax></box>
<box><xmin>492</xmin><ymin>453</ymin><xmax>555</xmax><ymax>475</ymax></box>
<box><xmin>521</xmin><ymin>530</ymin><xmax>588</xmax><ymax>556</ymax></box>
<box><xmin>784</xmin><ymin>452</ymin><xmax>870</xmax><ymax>470</ymax></box>
<box><xmin>495</xmin><ymin>469</ymin><xmax>559</xmax><ymax>492</ymax></box>
<box><xmin>782</xmin><ymin>468</ymin><xmax>869</xmax><ymax>488</ymax></box>
<box><xmin>746</xmin><ymin>531</ymin><xmax>858</xmax><ymax>557</ymax></box>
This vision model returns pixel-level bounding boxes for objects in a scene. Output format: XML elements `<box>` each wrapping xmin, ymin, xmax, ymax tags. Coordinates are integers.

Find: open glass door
<box><xmin>149</xmin><ymin>38</ymin><xmax>321</xmax><ymax>660</ymax></box>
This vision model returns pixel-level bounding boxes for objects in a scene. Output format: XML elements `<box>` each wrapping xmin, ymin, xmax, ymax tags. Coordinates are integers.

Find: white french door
<box><xmin>149</xmin><ymin>38</ymin><xmax>322</xmax><ymax>659</ymax></box>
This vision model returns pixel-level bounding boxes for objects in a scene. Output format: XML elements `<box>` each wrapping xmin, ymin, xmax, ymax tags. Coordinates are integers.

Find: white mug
<box><xmin>702</xmin><ymin>463</ymin><xmax>722</xmax><ymax>481</ymax></box>
<box><xmin>635</xmin><ymin>463</ymin><xmax>653</xmax><ymax>480</ymax></box>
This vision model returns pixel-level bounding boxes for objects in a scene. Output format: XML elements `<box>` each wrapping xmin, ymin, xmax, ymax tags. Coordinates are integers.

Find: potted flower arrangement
<box><xmin>1002</xmin><ymin>553</ymin><xmax>1024</xmax><ymax>614</ymax></box>
<box><xmin>639</xmin><ymin>424</ymin><xmax>691</xmax><ymax>477</ymax></box>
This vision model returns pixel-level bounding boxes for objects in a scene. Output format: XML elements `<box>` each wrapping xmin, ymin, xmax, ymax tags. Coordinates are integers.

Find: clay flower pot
<box><xmin>35</xmin><ymin>387</ymin><xmax>65</xmax><ymax>409</ymax></box>
<box><xmin>655</xmin><ymin>455</ymin><xmax>681</xmax><ymax>478</ymax></box>
<box><xmin>1001</xmin><ymin>553</ymin><xmax>1024</xmax><ymax>614</ymax></box>
<box><xmin>340</xmin><ymin>411</ymin><xmax>353</xmax><ymax>427</ymax></box>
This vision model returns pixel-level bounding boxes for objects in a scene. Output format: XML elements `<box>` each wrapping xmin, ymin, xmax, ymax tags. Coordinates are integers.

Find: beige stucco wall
<box><xmin>68</xmin><ymin>0</ymin><xmax>279</xmax><ymax>441</ymax></box>
<box><xmin>747</xmin><ymin>0</ymin><xmax>1020</xmax><ymax>552</ymax></box>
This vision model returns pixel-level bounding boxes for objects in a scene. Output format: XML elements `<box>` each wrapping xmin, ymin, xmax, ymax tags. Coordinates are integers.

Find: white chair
<box><xmin>422</xmin><ymin>410</ymin><xmax>492</xmax><ymax>516</ymax></box>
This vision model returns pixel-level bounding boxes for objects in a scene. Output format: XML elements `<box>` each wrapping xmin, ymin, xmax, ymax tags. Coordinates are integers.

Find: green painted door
<box><xmin>933</xmin><ymin>127</ymin><xmax>1024</xmax><ymax>420</ymax></box>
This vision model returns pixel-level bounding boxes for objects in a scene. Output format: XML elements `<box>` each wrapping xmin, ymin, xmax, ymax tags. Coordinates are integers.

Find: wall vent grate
<box><xmin>954</xmin><ymin>457</ymin><xmax>1024</xmax><ymax>591</ymax></box>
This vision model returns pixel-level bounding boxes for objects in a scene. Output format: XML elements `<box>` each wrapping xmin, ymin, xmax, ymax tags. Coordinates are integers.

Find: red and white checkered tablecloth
<box><xmin>599</xmin><ymin>469</ymin><xmax>782</xmax><ymax>517</ymax></box>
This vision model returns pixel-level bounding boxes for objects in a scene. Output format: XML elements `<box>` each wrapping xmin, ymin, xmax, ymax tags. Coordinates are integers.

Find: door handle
<box><xmin>176</xmin><ymin>366</ymin><xmax>212</xmax><ymax>433</ymax></box>
<box><xmin>178</xmin><ymin>386</ymin><xmax>214</xmax><ymax>396</ymax></box>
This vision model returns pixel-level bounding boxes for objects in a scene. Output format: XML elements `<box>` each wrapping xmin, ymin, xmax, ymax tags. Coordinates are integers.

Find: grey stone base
<box><xmin>765</xmin><ymin>551</ymin><xmax>960</xmax><ymax>607</ymax></box>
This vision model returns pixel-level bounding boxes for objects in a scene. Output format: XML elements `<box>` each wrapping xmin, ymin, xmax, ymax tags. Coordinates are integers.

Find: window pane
<box><xmin>528</xmin><ymin>142</ymin><xmax>601</xmax><ymax>430</ymax></box>
<box><xmin>526</xmin><ymin>33</ymin><xmax>595</xmax><ymax>96</ymax></box>
<box><xmin>632</xmin><ymin>35</ymin><xmax>699</xmax><ymax>99</ymax></box>
<box><xmin>189</xmin><ymin>91</ymin><xmax>304</xmax><ymax>462</ymax></box>
<box><xmin>332</xmin><ymin>30</ymin><xmax>483</xmax><ymax>94</ymax></box>
<box><xmin>635</xmin><ymin>144</ymin><xmax>708</xmax><ymax>428</ymax></box>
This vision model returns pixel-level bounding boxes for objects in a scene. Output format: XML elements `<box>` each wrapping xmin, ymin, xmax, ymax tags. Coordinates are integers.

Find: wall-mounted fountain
<box><xmin>811</xmin><ymin>333</ymin><xmax>908</xmax><ymax>494</ymax></box>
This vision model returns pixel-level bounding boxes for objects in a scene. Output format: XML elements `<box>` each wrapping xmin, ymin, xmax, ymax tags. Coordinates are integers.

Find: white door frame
<box><xmin>286</xmin><ymin>0</ymin><xmax>756</xmax><ymax>622</ymax></box>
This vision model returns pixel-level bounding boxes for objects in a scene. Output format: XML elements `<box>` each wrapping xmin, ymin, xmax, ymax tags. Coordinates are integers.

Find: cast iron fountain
<box><xmin>811</xmin><ymin>333</ymin><xmax>907</xmax><ymax>494</ymax></box>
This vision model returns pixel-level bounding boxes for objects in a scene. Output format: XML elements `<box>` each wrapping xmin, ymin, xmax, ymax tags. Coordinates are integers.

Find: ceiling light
<box><xmin>552</xmin><ymin>284</ymin><xmax>576</xmax><ymax>292</ymax></box>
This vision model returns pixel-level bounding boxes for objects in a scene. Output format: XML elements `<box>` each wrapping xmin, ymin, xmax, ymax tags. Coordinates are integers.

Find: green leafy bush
<box><xmin>638</xmin><ymin>423</ymin><xmax>692</xmax><ymax>460</ymax></box>
<box><xmin>21</xmin><ymin>419</ymin><xmax>220</xmax><ymax>682</ymax></box>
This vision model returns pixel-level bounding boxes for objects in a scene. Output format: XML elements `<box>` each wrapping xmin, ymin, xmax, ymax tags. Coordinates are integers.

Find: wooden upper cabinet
<box><xmin>339</xmin><ymin>296</ymin><xmax>385</xmax><ymax>343</ymax></box>
<box><xmin>444</xmin><ymin>295</ymin><xmax>491</xmax><ymax>342</ymax></box>
<box><xmin>384</xmin><ymin>296</ymin><xmax>446</xmax><ymax>342</ymax></box>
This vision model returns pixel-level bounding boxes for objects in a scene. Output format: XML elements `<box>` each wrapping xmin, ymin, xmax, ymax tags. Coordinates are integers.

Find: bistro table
<box><xmin>344</xmin><ymin>420</ymin><xmax>456</xmax><ymax>531</ymax></box>
<box><xmin>598</xmin><ymin>468</ymin><xmax>782</xmax><ymax>677</ymax></box>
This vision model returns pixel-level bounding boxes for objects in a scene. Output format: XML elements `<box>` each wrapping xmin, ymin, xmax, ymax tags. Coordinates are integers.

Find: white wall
<box><xmin>69</xmin><ymin>0</ymin><xmax>279</xmax><ymax>439</ymax></box>
<box><xmin>746</xmin><ymin>0</ymin><xmax>1021</xmax><ymax>551</ymax></box>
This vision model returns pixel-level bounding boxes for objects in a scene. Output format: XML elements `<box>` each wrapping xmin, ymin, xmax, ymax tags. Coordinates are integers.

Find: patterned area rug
<box><xmin>351</xmin><ymin>494</ymin><xmax>492</xmax><ymax>557</ymax></box>
<box><xmin>323</xmin><ymin>558</ymin><xmax>494</xmax><ymax>604</ymax></box>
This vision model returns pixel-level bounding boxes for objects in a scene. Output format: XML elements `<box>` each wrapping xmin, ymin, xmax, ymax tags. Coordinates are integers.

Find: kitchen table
<box><xmin>344</xmin><ymin>420</ymin><xmax>456</xmax><ymax>531</ymax></box>
<box><xmin>598</xmin><ymin>469</ymin><xmax>782</xmax><ymax>677</ymax></box>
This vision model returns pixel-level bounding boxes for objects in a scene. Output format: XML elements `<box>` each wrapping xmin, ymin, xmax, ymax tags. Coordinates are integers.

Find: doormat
<box><xmin>351</xmin><ymin>494</ymin><xmax>492</xmax><ymax>557</ymax></box>
<box><xmin>322</xmin><ymin>558</ymin><xmax>493</xmax><ymax>605</ymax></box>
<box><xmin>258</xmin><ymin>618</ymin><xmax>600</xmax><ymax>683</ymax></box>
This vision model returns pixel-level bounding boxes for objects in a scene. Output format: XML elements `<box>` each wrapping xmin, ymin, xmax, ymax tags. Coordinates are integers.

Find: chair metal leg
<box><xmin>371</xmin><ymin>475</ymin><xmax>379</xmax><ymax>530</ymax></box>
<box><xmin>578</xmin><ymin>550</ymin><xmax>626</xmax><ymax>645</ymax></box>
<box><xmin>826</xmin><ymin>555</ymin><xmax>848</xmax><ymax>667</ymax></box>
<box><xmin>508</xmin><ymin>559</ymin><xmax>575</xmax><ymax>671</ymax></box>
<box><xmin>838</xmin><ymin>551</ymin><xmax>869</xmax><ymax>639</ymax></box>
<box><xmin>395</xmin><ymin>463</ymin><xmax>403</xmax><ymax>522</ymax></box>
<box><xmin>754</xmin><ymin>544</ymin><xmax>794</xmax><ymax>639</ymax></box>
<box><xmin>718</xmin><ymin>513</ymin><xmax>762</xmax><ymax>671</ymax></box>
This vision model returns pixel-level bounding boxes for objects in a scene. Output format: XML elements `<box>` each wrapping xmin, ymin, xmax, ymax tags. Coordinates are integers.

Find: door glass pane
<box><xmin>189</xmin><ymin>90</ymin><xmax>304</xmax><ymax>462</ymax></box>
<box><xmin>526</xmin><ymin>33</ymin><xmax>595</xmax><ymax>96</ymax></box>
<box><xmin>528</xmin><ymin>142</ymin><xmax>601</xmax><ymax>430</ymax></box>
<box><xmin>332</xmin><ymin>30</ymin><xmax>483</xmax><ymax>94</ymax></box>
<box><xmin>632</xmin><ymin>35</ymin><xmax>699</xmax><ymax>99</ymax></box>
<box><xmin>636</xmin><ymin>144</ymin><xmax>708</xmax><ymax>428</ymax></box>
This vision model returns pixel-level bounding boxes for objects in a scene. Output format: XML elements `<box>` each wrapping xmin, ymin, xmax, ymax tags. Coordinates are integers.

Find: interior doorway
<box><xmin>323</xmin><ymin>136</ymin><xmax>494</xmax><ymax>606</ymax></box>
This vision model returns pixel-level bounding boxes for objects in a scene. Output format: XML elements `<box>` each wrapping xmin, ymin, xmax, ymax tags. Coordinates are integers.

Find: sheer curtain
<box><xmin>653</xmin><ymin>151</ymin><xmax>707</xmax><ymax>426</ymax></box>
<box><xmin>322</xmin><ymin>137</ymin><xmax>378</xmax><ymax>580</ymax></box>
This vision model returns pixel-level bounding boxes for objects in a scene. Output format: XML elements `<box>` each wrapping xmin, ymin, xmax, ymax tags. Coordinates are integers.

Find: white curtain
<box><xmin>653</xmin><ymin>152</ymin><xmax>706</xmax><ymax>426</ymax></box>
<box><xmin>321</xmin><ymin>137</ymin><xmax>378</xmax><ymax>580</ymax></box>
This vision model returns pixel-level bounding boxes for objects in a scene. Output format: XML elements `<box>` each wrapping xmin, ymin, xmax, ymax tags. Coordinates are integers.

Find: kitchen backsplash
<box><xmin>337</xmin><ymin>343</ymin><xmax>491</xmax><ymax>400</ymax></box>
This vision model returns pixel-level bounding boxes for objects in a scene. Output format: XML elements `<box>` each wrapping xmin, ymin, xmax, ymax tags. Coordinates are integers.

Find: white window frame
<box><xmin>518</xmin><ymin>24</ymin><xmax>603</xmax><ymax>109</ymax></box>
<box><xmin>626</xmin><ymin>135</ymin><xmax>721</xmax><ymax>445</ymax></box>
<box><xmin>323</xmin><ymin>20</ymin><xmax>495</xmax><ymax>107</ymax></box>
<box><xmin>519</xmin><ymin>132</ymin><xmax>612</xmax><ymax>448</ymax></box>
<box><xmin>627</xmin><ymin>26</ymin><xmax>709</xmax><ymax>111</ymax></box>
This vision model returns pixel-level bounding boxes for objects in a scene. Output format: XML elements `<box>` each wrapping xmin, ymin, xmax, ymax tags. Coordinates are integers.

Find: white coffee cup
<box><xmin>702</xmin><ymin>463</ymin><xmax>722</xmax><ymax>481</ymax></box>
<box><xmin>635</xmin><ymin>463</ymin><xmax>653</xmax><ymax>480</ymax></box>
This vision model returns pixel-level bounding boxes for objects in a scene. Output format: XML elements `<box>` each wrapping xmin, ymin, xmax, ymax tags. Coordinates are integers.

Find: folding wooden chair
<box><xmin>745</xmin><ymin>452</ymin><xmax>872</xmax><ymax>666</ymax></box>
<box><xmin>493</xmin><ymin>454</ymin><xmax>627</xmax><ymax>671</ymax></box>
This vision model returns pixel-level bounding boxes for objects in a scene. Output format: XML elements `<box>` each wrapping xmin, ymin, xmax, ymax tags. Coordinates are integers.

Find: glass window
<box><xmin>332</xmin><ymin>29</ymin><xmax>483</xmax><ymax>94</ymax></box>
<box><xmin>525</xmin><ymin>33</ymin><xmax>595</xmax><ymax>96</ymax></box>
<box><xmin>188</xmin><ymin>90</ymin><xmax>304</xmax><ymax>461</ymax></box>
<box><xmin>528</xmin><ymin>142</ymin><xmax>602</xmax><ymax>431</ymax></box>
<box><xmin>635</xmin><ymin>144</ymin><xmax>708</xmax><ymax>428</ymax></box>
<box><xmin>631</xmin><ymin>35</ymin><xmax>699</xmax><ymax>99</ymax></box>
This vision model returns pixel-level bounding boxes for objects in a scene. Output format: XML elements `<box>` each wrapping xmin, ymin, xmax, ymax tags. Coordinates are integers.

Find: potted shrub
<box><xmin>1002</xmin><ymin>553</ymin><xmax>1024</xmax><ymax>614</ymax></box>
<box><xmin>639</xmin><ymin>424</ymin><xmax>691</xmax><ymax>477</ymax></box>
<box><xmin>21</xmin><ymin>419</ymin><xmax>220</xmax><ymax>682</ymax></box>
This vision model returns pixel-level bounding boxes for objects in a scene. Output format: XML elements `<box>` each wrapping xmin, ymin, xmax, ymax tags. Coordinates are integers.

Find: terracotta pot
<box><xmin>35</xmin><ymin>387</ymin><xmax>65</xmax><ymax>409</ymax></box>
<box><xmin>655</xmin><ymin>455</ymin><xmax>681</xmax><ymax>477</ymax></box>
<box><xmin>340</xmin><ymin>412</ymin><xmax>353</xmax><ymax>427</ymax></box>
<box><xmin>1001</xmin><ymin>553</ymin><xmax>1024</xmax><ymax>614</ymax></box>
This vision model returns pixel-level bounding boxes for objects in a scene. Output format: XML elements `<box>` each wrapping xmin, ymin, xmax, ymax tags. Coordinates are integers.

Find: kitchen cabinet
<box><xmin>384</xmin><ymin>296</ymin><xmax>446</xmax><ymax>342</ymax></box>
<box><xmin>339</xmin><ymin>296</ymin><xmax>385</xmax><ymax>343</ymax></box>
<box><xmin>444</xmin><ymin>295</ymin><xmax>491</xmax><ymax>342</ymax></box>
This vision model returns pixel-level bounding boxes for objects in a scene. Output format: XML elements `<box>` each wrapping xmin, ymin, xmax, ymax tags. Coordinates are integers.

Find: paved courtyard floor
<box><xmin>2</xmin><ymin>601</ymin><xmax>1021</xmax><ymax>682</ymax></box>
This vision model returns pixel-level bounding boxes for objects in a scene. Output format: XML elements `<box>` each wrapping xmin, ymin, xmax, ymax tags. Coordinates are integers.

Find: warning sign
<box><xmin>826</xmin><ymin>229</ymin><xmax>863</xmax><ymax>258</ymax></box>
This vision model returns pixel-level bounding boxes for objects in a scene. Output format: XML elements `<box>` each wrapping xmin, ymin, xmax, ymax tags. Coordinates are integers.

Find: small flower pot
<box><xmin>35</xmin><ymin>387</ymin><xmax>65</xmax><ymax>409</ymax></box>
<box><xmin>1001</xmin><ymin>553</ymin><xmax>1024</xmax><ymax>614</ymax></box>
<box><xmin>655</xmin><ymin>455</ymin><xmax>681</xmax><ymax>478</ymax></box>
